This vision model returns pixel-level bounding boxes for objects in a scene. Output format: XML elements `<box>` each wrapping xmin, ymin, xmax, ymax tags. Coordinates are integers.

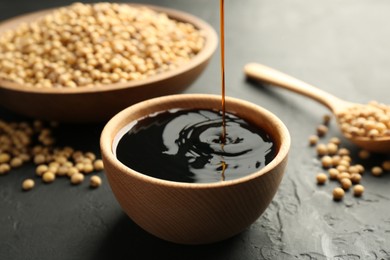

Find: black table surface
<box><xmin>1</xmin><ymin>0</ymin><xmax>390</xmax><ymax>259</ymax></box>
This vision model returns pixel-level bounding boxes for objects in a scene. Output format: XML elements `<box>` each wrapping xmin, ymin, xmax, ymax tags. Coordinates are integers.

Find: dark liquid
<box><xmin>220</xmin><ymin>0</ymin><xmax>226</xmax><ymax>143</ymax></box>
<box><xmin>116</xmin><ymin>1</ymin><xmax>276</xmax><ymax>183</ymax></box>
<box><xmin>115</xmin><ymin>109</ymin><xmax>275</xmax><ymax>183</ymax></box>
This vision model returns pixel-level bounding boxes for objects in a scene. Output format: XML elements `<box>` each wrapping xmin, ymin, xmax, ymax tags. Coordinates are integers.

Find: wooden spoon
<box><xmin>244</xmin><ymin>62</ymin><xmax>390</xmax><ymax>154</ymax></box>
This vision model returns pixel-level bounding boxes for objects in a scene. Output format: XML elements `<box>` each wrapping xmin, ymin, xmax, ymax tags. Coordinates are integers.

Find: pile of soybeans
<box><xmin>0</xmin><ymin>2</ymin><xmax>205</xmax><ymax>88</ymax></box>
<box><xmin>309</xmin><ymin>110</ymin><xmax>390</xmax><ymax>201</ymax></box>
<box><xmin>0</xmin><ymin>118</ymin><xmax>103</xmax><ymax>191</ymax></box>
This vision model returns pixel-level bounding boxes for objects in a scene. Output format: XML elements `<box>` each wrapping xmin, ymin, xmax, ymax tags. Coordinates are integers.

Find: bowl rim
<box><xmin>100</xmin><ymin>93</ymin><xmax>291</xmax><ymax>189</ymax></box>
<box><xmin>0</xmin><ymin>3</ymin><xmax>218</xmax><ymax>95</ymax></box>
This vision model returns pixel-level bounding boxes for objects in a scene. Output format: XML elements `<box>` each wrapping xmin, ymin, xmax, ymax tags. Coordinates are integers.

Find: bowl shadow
<box><xmin>93</xmin><ymin>213</ymin><xmax>267</xmax><ymax>260</ymax></box>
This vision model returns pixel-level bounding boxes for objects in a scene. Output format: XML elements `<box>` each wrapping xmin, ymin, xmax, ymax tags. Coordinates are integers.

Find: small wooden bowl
<box><xmin>100</xmin><ymin>94</ymin><xmax>290</xmax><ymax>245</ymax></box>
<box><xmin>0</xmin><ymin>4</ymin><xmax>218</xmax><ymax>123</ymax></box>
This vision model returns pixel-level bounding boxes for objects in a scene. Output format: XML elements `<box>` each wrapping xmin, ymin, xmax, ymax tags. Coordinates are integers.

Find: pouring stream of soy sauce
<box><xmin>220</xmin><ymin>0</ymin><xmax>226</xmax><ymax>145</ymax></box>
<box><xmin>115</xmin><ymin>0</ymin><xmax>276</xmax><ymax>183</ymax></box>
<box><xmin>219</xmin><ymin>0</ymin><xmax>227</xmax><ymax>180</ymax></box>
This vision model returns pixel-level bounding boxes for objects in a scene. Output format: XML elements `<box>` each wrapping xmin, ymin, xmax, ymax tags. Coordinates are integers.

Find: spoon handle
<box><xmin>244</xmin><ymin>62</ymin><xmax>348</xmax><ymax>113</ymax></box>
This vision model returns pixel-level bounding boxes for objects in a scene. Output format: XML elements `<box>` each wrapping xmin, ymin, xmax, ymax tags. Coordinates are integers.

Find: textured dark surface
<box><xmin>1</xmin><ymin>0</ymin><xmax>390</xmax><ymax>259</ymax></box>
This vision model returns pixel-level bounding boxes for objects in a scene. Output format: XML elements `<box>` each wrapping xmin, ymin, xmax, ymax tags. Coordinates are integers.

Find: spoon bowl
<box><xmin>244</xmin><ymin>62</ymin><xmax>390</xmax><ymax>153</ymax></box>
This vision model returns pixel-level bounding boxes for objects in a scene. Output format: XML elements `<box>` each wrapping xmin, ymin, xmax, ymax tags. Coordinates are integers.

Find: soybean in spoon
<box><xmin>244</xmin><ymin>62</ymin><xmax>390</xmax><ymax>154</ymax></box>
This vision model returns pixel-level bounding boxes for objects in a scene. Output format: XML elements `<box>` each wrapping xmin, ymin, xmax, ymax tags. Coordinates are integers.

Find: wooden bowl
<box><xmin>100</xmin><ymin>94</ymin><xmax>290</xmax><ymax>245</ymax></box>
<box><xmin>0</xmin><ymin>4</ymin><xmax>218</xmax><ymax>123</ymax></box>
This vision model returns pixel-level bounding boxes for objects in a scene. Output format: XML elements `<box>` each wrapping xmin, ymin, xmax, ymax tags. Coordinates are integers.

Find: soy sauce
<box><xmin>220</xmin><ymin>0</ymin><xmax>227</xmax><ymax>143</ymax></box>
<box><xmin>115</xmin><ymin>0</ymin><xmax>276</xmax><ymax>183</ymax></box>
<box><xmin>115</xmin><ymin>109</ymin><xmax>275</xmax><ymax>183</ymax></box>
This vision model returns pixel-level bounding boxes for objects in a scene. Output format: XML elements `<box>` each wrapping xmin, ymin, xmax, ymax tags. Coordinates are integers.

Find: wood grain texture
<box><xmin>100</xmin><ymin>94</ymin><xmax>290</xmax><ymax>244</ymax></box>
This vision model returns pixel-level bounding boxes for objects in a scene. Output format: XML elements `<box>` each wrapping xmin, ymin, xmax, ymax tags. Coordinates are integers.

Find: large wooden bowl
<box><xmin>100</xmin><ymin>94</ymin><xmax>290</xmax><ymax>245</ymax></box>
<box><xmin>0</xmin><ymin>4</ymin><xmax>218</xmax><ymax>123</ymax></box>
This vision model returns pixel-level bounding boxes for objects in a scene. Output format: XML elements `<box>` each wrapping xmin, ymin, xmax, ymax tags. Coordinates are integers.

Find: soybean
<box><xmin>71</xmin><ymin>173</ymin><xmax>85</xmax><ymax>185</ymax></box>
<box><xmin>353</xmin><ymin>185</ymin><xmax>365</xmax><ymax>197</ymax></box>
<box><xmin>90</xmin><ymin>175</ymin><xmax>102</xmax><ymax>188</ymax></box>
<box><xmin>333</xmin><ymin>187</ymin><xmax>345</xmax><ymax>201</ymax></box>
<box><xmin>22</xmin><ymin>179</ymin><xmax>35</xmax><ymax>191</ymax></box>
